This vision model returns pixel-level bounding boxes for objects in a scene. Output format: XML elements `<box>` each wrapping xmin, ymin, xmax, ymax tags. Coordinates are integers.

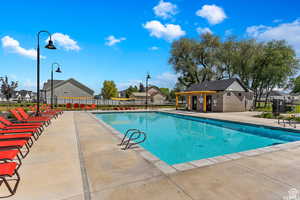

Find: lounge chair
<box><xmin>10</xmin><ymin>110</ymin><xmax>51</xmax><ymax>126</ymax></box>
<box><xmin>0</xmin><ymin>150</ymin><xmax>22</xmax><ymax>170</ymax></box>
<box><xmin>0</xmin><ymin>133</ymin><xmax>34</xmax><ymax>147</ymax></box>
<box><xmin>0</xmin><ymin>162</ymin><xmax>20</xmax><ymax>196</ymax></box>
<box><xmin>16</xmin><ymin>108</ymin><xmax>53</xmax><ymax>121</ymax></box>
<box><xmin>0</xmin><ymin>140</ymin><xmax>30</xmax><ymax>158</ymax></box>
<box><xmin>0</xmin><ymin>125</ymin><xmax>40</xmax><ymax>140</ymax></box>
<box><xmin>0</xmin><ymin>121</ymin><xmax>43</xmax><ymax>132</ymax></box>
<box><xmin>0</xmin><ymin>116</ymin><xmax>43</xmax><ymax>127</ymax></box>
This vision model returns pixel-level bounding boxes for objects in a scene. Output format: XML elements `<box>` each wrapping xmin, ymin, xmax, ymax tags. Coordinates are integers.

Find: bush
<box><xmin>258</xmin><ymin>112</ymin><xmax>275</xmax><ymax>119</ymax></box>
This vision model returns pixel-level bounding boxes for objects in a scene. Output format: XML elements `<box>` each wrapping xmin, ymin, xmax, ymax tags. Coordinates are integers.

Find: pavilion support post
<box><xmin>187</xmin><ymin>96</ymin><xmax>191</xmax><ymax>110</ymax></box>
<box><xmin>175</xmin><ymin>95</ymin><xmax>178</xmax><ymax>110</ymax></box>
<box><xmin>203</xmin><ymin>94</ymin><xmax>207</xmax><ymax>112</ymax></box>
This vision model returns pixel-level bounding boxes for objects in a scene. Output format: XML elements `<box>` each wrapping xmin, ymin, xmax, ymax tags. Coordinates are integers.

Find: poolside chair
<box><xmin>0</xmin><ymin>140</ymin><xmax>30</xmax><ymax>158</ymax></box>
<box><xmin>0</xmin><ymin>150</ymin><xmax>22</xmax><ymax>170</ymax></box>
<box><xmin>0</xmin><ymin>116</ymin><xmax>44</xmax><ymax>129</ymax></box>
<box><xmin>91</xmin><ymin>104</ymin><xmax>96</xmax><ymax>110</ymax></box>
<box><xmin>0</xmin><ymin>128</ymin><xmax>39</xmax><ymax>141</ymax></box>
<box><xmin>0</xmin><ymin>123</ymin><xmax>41</xmax><ymax>139</ymax></box>
<box><xmin>0</xmin><ymin>134</ymin><xmax>34</xmax><ymax>147</ymax></box>
<box><xmin>0</xmin><ymin>162</ymin><xmax>20</xmax><ymax>197</ymax></box>
<box><xmin>10</xmin><ymin>110</ymin><xmax>51</xmax><ymax>126</ymax></box>
<box><xmin>16</xmin><ymin>108</ymin><xmax>53</xmax><ymax>120</ymax></box>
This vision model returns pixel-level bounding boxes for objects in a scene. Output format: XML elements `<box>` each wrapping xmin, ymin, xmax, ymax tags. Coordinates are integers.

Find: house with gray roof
<box><xmin>42</xmin><ymin>78</ymin><xmax>94</xmax><ymax>104</ymax></box>
<box><xmin>176</xmin><ymin>78</ymin><xmax>254</xmax><ymax>112</ymax></box>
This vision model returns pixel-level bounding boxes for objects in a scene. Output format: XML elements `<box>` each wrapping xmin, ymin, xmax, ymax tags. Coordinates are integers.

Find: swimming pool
<box><xmin>95</xmin><ymin>112</ymin><xmax>300</xmax><ymax>165</ymax></box>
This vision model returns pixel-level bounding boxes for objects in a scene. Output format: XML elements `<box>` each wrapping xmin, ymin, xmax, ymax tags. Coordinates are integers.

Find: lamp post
<box><xmin>145</xmin><ymin>72</ymin><xmax>151</xmax><ymax>109</ymax></box>
<box><xmin>36</xmin><ymin>30</ymin><xmax>56</xmax><ymax>116</ymax></box>
<box><xmin>50</xmin><ymin>63</ymin><xmax>62</xmax><ymax>109</ymax></box>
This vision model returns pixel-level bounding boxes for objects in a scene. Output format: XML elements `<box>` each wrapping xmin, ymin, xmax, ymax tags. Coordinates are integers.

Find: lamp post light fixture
<box><xmin>36</xmin><ymin>30</ymin><xmax>56</xmax><ymax>116</ymax></box>
<box><xmin>145</xmin><ymin>72</ymin><xmax>151</xmax><ymax>109</ymax></box>
<box><xmin>50</xmin><ymin>62</ymin><xmax>62</xmax><ymax>109</ymax></box>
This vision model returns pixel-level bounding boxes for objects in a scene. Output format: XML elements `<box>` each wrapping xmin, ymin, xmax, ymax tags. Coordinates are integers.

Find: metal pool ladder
<box><xmin>118</xmin><ymin>129</ymin><xmax>147</xmax><ymax>150</ymax></box>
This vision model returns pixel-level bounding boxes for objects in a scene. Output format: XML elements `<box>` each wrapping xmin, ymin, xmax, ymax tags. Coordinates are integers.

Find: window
<box><xmin>238</xmin><ymin>93</ymin><xmax>242</xmax><ymax>96</ymax></box>
<box><xmin>227</xmin><ymin>92</ymin><xmax>231</xmax><ymax>96</ymax></box>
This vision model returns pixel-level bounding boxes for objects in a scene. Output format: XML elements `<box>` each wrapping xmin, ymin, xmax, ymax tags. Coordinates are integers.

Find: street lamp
<box><xmin>145</xmin><ymin>72</ymin><xmax>151</xmax><ymax>109</ymax></box>
<box><xmin>36</xmin><ymin>30</ymin><xmax>56</xmax><ymax>116</ymax></box>
<box><xmin>50</xmin><ymin>62</ymin><xmax>62</xmax><ymax>109</ymax></box>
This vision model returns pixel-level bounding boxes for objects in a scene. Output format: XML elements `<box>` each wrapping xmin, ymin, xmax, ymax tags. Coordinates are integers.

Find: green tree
<box><xmin>289</xmin><ymin>75</ymin><xmax>300</xmax><ymax>93</ymax></box>
<box><xmin>0</xmin><ymin>76</ymin><xmax>18</xmax><ymax>101</ymax></box>
<box><xmin>101</xmin><ymin>80</ymin><xmax>118</xmax><ymax>99</ymax></box>
<box><xmin>252</xmin><ymin>40</ymin><xmax>298</xmax><ymax>106</ymax></box>
<box><xmin>125</xmin><ymin>85</ymin><xmax>138</xmax><ymax>98</ymax></box>
<box><xmin>169</xmin><ymin>33</ymin><xmax>220</xmax><ymax>87</ymax></box>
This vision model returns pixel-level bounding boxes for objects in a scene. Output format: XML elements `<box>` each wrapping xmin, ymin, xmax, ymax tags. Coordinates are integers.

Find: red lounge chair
<box><xmin>16</xmin><ymin>108</ymin><xmax>52</xmax><ymax>121</ymax></box>
<box><xmin>0</xmin><ymin>140</ymin><xmax>30</xmax><ymax>158</ymax></box>
<box><xmin>0</xmin><ymin>162</ymin><xmax>20</xmax><ymax>196</ymax></box>
<box><xmin>10</xmin><ymin>110</ymin><xmax>50</xmax><ymax>126</ymax></box>
<box><xmin>0</xmin><ymin>133</ymin><xmax>34</xmax><ymax>147</ymax></box>
<box><xmin>0</xmin><ymin>126</ymin><xmax>40</xmax><ymax>140</ymax></box>
<box><xmin>91</xmin><ymin>104</ymin><xmax>96</xmax><ymax>109</ymax></box>
<box><xmin>0</xmin><ymin>121</ymin><xmax>42</xmax><ymax>131</ymax></box>
<box><xmin>0</xmin><ymin>116</ymin><xmax>44</xmax><ymax>128</ymax></box>
<box><xmin>0</xmin><ymin>150</ymin><xmax>22</xmax><ymax>170</ymax></box>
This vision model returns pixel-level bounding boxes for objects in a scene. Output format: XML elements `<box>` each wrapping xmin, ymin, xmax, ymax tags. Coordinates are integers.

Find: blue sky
<box><xmin>1</xmin><ymin>0</ymin><xmax>300</xmax><ymax>94</ymax></box>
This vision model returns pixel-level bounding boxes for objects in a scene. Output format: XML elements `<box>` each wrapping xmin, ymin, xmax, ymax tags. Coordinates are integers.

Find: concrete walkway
<box><xmin>5</xmin><ymin>111</ymin><xmax>300</xmax><ymax>200</ymax></box>
<box><xmin>5</xmin><ymin>111</ymin><xmax>84</xmax><ymax>200</ymax></box>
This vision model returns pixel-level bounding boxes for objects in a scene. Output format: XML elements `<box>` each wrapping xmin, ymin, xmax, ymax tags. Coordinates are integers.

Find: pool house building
<box><xmin>175</xmin><ymin>78</ymin><xmax>254</xmax><ymax>112</ymax></box>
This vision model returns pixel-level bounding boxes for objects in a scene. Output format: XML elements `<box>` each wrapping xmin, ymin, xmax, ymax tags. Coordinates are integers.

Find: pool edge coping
<box><xmin>89</xmin><ymin>110</ymin><xmax>300</xmax><ymax>175</ymax></box>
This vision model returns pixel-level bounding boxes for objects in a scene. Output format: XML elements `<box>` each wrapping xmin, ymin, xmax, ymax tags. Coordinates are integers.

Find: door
<box><xmin>192</xmin><ymin>96</ymin><xmax>197</xmax><ymax>110</ymax></box>
<box><xmin>206</xmin><ymin>95</ymin><xmax>212</xmax><ymax>112</ymax></box>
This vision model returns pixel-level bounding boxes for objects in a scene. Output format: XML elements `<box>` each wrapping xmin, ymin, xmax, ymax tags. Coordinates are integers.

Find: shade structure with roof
<box><xmin>175</xmin><ymin>78</ymin><xmax>254</xmax><ymax>112</ymax></box>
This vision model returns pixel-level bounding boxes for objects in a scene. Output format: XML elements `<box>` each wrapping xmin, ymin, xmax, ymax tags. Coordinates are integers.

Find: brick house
<box><xmin>176</xmin><ymin>78</ymin><xmax>254</xmax><ymax>112</ymax></box>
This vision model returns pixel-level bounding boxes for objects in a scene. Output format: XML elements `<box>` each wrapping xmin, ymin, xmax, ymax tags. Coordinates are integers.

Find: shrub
<box><xmin>258</xmin><ymin>112</ymin><xmax>274</xmax><ymax>119</ymax></box>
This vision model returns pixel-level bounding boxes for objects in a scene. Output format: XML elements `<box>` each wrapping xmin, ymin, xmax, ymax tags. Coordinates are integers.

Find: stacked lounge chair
<box><xmin>0</xmin><ymin>107</ymin><xmax>63</xmax><ymax>197</ymax></box>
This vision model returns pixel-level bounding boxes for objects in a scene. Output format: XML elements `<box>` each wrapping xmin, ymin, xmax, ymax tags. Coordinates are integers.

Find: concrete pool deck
<box><xmin>6</xmin><ymin>110</ymin><xmax>300</xmax><ymax>200</ymax></box>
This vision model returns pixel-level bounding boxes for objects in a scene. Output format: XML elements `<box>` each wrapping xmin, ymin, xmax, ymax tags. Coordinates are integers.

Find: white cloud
<box><xmin>149</xmin><ymin>46</ymin><xmax>159</xmax><ymax>50</ymax></box>
<box><xmin>1</xmin><ymin>36</ymin><xmax>38</xmax><ymax>59</ymax></box>
<box><xmin>105</xmin><ymin>35</ymin><xmax>126</xmax><ymax>46</ymax></box>
<box><xmin>152</xmin><ymin>72</ymin><xmax>178</xmax><ymax>88</ymax></box>
<box><xmin>196</xmin><ymin>4</ymin><xmax>227</xmax><ymax>25</ymax></box>
<box><xmin>225</xmin><ymin>29</ymin><xmax>233</xmax><ymax>36</ymax></box>
<box><xmin>143</xmin><ymin>20</ymin><xmax>186</xmax><ymax>41</ymax></box>
<box><xmin>117</xmin><ymin>72</ymin><xmax>178</xmax><ymax>90</ymax></box>
<box><xmin>117</xmin><ymin>80</ymin><xmax>142</xmax><ymax>90</ymax></box>
<box><xmin>246</xmin><ymin>19</ymin><xmax>300</xmax><ymax>54</ymax></box>
<box><xmin>153</xmin><ymin>0</ymin><xmax>178</xmax><ymax>19</ymax></box>
<box><xmin>273</xmin><ymin>19</ymin><xmax>282</xmax><ymax>23</ymax></box>
<box><xmin>50</xmin><ymin>33</ymin><xmax>80</xmax><ymax>51</ymax></box>
<box><xmin>196</xmin><ymin>27</ymin><xmax>212</xmax><ymax>34</ymax></box>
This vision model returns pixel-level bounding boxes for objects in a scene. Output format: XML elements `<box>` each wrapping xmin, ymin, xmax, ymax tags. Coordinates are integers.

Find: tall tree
<box><xmin>139</xmin><ymin>83</ymin><xmax>145</xmax><ymax>92</ymax></box>
<box><xmin>101</xmin><ymin>80</ymin><xmax>118</xmax><ymax>99</ymax></box>
<box><xmin>252</xmin><ymin>40</ymin><xmax>299</xmax><ymax>106</ymax></box>
<box><xmin>289</xmin><ymin>75</ymin><xmax>300</xmax><ymax>93</ymax></box>
<box><xmin>0</xmin><ymin>76</ymin><xmax>18</xmax><ymax>101</ymax></box>
<box><xmin>215</xmin><ymin>36</ymin><xmax>238</xmax><ymax>79</ymax></box>
<box><xmin>125</xmin><ymin>85</ymin><xmax>138</xmax><ymax>98</ymax></box>
<box><xmin>169</xmin><ymin>33</ymin><xmax>220</xmax><ymax>87</ymax></box>
<box><xmin>159</xmin><ymin>88</ymin><xmax>170</xmax><ymax>97</ymax></box>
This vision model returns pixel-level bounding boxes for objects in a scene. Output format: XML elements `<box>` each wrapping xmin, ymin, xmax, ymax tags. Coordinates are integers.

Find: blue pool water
<box><xmin>96</xmin><ymin>112</ymin><xmax>300</xmax><ymax>165</ymax></box>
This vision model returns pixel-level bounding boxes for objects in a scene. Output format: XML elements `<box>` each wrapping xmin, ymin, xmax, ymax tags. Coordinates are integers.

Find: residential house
<box><xmin>42</xmin><ymin>78</ymin><xmax>94</xmax><ymax>104</ymax></box>
<box><xmin>129</xmin><ymin>86</ymin><xmax>167</xmax><ymax>104</ymax></box>
<box><xmin>13</xmin><ymin>90</ymin><xmax>37</xmax><ymax>102</ymax></box>
<box><xmin>176</xmin><ymin>78</ymin><xmax>254</xmax><ymax>112</ymax></box>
